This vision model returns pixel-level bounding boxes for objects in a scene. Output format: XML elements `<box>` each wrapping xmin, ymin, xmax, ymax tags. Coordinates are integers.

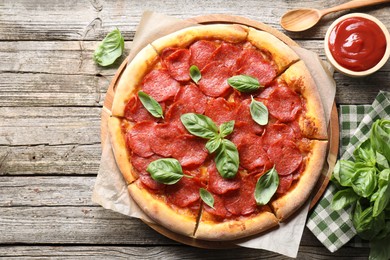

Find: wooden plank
<box><xmin>0</xmin><ymin>41</ymin><xmax>131</xmax><ymax>76</ymax></box>
<box><xmin>0</xmin><ymin>245</ymin><xmax>370</xmax><ymax>259</ymax></box>
<box><xmin>0</xmin><ymin>176</ymin><xmax>95</xmax><ymax>206</ymax></box>
<box><xmin>0</xmin><ymin>107</ymin><xmax>101</xmax><ymax>146</ymax></box>
<box><xmin>0</xmin><ymin>144</ymin><xmax>101</xmax><ymax>175</ymax></box>
<box><xmin>0</xmin><ymin>205</ymin><xmax>363</xmax><ymax>249</ymax></box>
<box><xmin>0</xmin><ymin>0</ymin><xmax>388</xmax><ymax>41</ymax></box>
<box><xmin>0</xmin><ymin>206</ymin><xmax>174</xmax><ymax>245</ymax></box>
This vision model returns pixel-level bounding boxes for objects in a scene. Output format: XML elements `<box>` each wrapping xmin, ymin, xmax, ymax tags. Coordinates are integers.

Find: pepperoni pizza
<box><xmin>108</xmin><ymin>24</ymin><xmax>328</xmax><ymax>241</ymax></box>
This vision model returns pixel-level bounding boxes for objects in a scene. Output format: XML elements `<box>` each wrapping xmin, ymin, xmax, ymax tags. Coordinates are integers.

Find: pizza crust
<box><xmin>111</xmin><ymin>44</ymin><xmax>159</xmax><ymax>117</ymax></box>
<box><xmin>108</xmin><ymin>116</ymin><xmax>137</xmax><ymax>184</ymax></box>
<box><xmin>246</xmin><ymin>28</ymin><xmax>299</xmax><ymax>73</ymax></box>
<box><xmin>194</xmin><ymin>209</ymin><xmax>279</xmax><ymax>241</ymax></box>
<box><xmin>151</xmin><ymin>24</ymin><xmax>249</xmax><ymax>53</ymax></box>
<box><xmin>271</xmin><ymin>140</ymin><xmax>328</xmax><ymax>220</ymax></box>
<box><xmin>128</xmin><ymin>181</ymin><xmax>198</xmax><ymax>238</ymax></box>
<box><xmin>280</xmin><ymin>60</ymin><xmax>328</xmax><ymax>140</ymax></box>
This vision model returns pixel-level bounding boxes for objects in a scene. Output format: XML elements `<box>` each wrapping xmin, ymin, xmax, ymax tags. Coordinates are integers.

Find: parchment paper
<box><xmin>92</xmin><ymin>11</ymin><xmax>336</xmax><ymax>258</ymax></box>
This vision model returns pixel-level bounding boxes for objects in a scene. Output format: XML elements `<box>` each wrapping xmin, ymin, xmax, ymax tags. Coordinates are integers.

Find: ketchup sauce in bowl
<box><xmin>324</xmin><ymin>13</ymin><xmax>390</xmax><ymax>77</ymax></box>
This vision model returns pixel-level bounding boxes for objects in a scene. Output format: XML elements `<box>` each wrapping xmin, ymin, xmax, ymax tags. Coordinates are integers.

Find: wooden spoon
<box><xmin>280</xmin><ymin>0</ymin><xmax>390</xmax><ymax>32</ymax></box>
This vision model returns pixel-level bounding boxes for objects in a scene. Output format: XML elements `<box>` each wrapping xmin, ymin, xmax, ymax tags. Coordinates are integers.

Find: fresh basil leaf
<box><xmin>138</xmin><ymin>91</ymin><xmax>164</xmax><ymax>118</ymax></box>
<box><xmin>376</xmin><ymin>151</ymin><xmax>389</xmax><ymax>171</ymax></box>
<box><xmin>254</xmin><ymin>166</ymin><xmax>279</xmax><ymax>206</ymax></box>
<box><xmin>373</xmin><ymin>169</ymin><xmax>390</xmax><ymax>217</ymax></box>
<box><xmin>215</xmin><ymin>139</ymin><xmax>239</xmax><ymax>179</ymax></box>
<box><xmin>189</xmin><ymin>65</ymin><xmax>201</xmax><ymax>84</ymax></box>
<box><xmin>370</xmin><ymin>119</ymin><xmax>390</xmax><ymax>162</ymax></box>
<box><xmin>180</xmin><ymin>113</ymin><xmax>218</xmax><ymax>139</ymax></box>
<box><xmin>354</xmin><ymin>139</ymin><xmax>376</xmax><ymax>167</ymax></box>
<box><xmin>199</xmin><ymin>188</ymin><xmax>214</xmax><ymax>209</ymax></box>
<box><xmin>332</xmin><ymin>160</ymin><xmax>356</xmax><ymax>187</ymax></box>
<box><xmin>331</xmin><ymin>188</ymin><xmax>359</xmax><ymax>211</ymax></box>
<box><xmin>93</xmin><ymin>28</ymin><xmax>124</xmax><ymax>66</ymax></box>
<box><xmin>205</xmin><ymin>136</ymin><xmax>222</xmax><ymax>154</ymax></box>
<box><xmin>250</xmin><ymin>96</ymin><xmax>268</xmax><ymax>126</ymax></box>
<box><xmin>351</xmin><ymin>167</ymin><xmax>377</xmax><ymax>198</ymax></box>
<box><xmin>219</xmin><ymin>120</ymin><xmax>235</xmax><ymax>138</ymax></box>
<box><xmin>147</xmin><ymin>158</ymin><xmax>184</xmax><ymax>185</ymax></box>
<box><xmin>227</xmin><ymin>75</ymin><xmax>262</xmax><ymax>92</ymax></box>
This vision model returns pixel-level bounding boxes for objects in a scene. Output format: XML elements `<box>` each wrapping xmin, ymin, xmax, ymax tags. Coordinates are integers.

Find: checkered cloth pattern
<box><xmin>307</xmin><ymin>90</ymin><xmax>390</xmax><ymax>252</ymax></box>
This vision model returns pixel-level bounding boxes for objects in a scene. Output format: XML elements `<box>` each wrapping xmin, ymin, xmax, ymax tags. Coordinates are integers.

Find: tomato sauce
<box><xmin>328</xmin><ymin>17</ymin><xmax>387</xmax><ymax>72</ymax></box>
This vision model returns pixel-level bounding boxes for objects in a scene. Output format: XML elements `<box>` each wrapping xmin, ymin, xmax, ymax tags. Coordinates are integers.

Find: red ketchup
<box><xmin>328</xmin><ymin>17</ymin><xmax>387</xmax><ymax>72</ymax></box>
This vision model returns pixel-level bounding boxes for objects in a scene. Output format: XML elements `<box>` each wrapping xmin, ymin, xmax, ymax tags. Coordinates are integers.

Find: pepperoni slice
<box><xmin>277</xmin><ymin>174</ymin><xmax>293</xmax><ymax>194</ymax></box>
<box><xmin>189</xmin><ymin>40</ymin><xmax>218</xmax><ymax>70</ymax></box>
<box><xmin>207</xmin><ymin>162</ymin><xmax>240</xmax><ymax>195</ymax></box>
<box><xmin>126</xmin><ymin>121</ymin><xmax>156</xmax><ymax>157</ymax></box>
<box><xmin>267</xmin><ymin>139</ymin><xmax>303</xmax><ymax>176</ymax></box>
<box><xmin>204</xmin><ymin>193</ymin><xmax>231</xmax><ymax>218</ymax></box>
<box><xmin>124</xmin><ymin>95</ymin><xmax>163</xmax><ymax>123</ymax></box>
<box><xmin>131</xmin><ymin>154</ymin><xmax>162</xmax><ymax>175</ymax></box>
<box><xmin>142</xmin><ymin>69</ymin><xmax>180</xmax><ymax>102</ymax></box>
<box><xmin>236</xmin><ymin>134</ymin><xmax>272</xmax><ymax>172</ymax></box>
<box><xmin>199</xmin><ymin>62</ymin><xmax>232</xmax><ymax>98</ymax></box>
<box><xmin>224</xmin><ymin>174</ymin><xmax>258</xmax><ymax>216</ymax></box>
<box><xmin>150</xmin><ymin>123</ymin><xmax>182</xmax><ymax>157</ymax></box>
<box><xmin>166</xmin><ymin>176</ymin><xmax>202</xmax><ymax>208</ymax></box>
<box><xmin>171</xmin><ymin>135</ymin><xmax>208</xmax><ymax>169</ymax></box>
<box><xmin>266</xmin><ymin>86</ymin><xmax>302</xmax><ymax>122</ymax></box>
<box><xmin>165</xmin><ymin>100</ymin><xmax>196</xmax><ymax>133</ymax></box>
<box><xmin>139</xmin><ymin>174</ymin><xmax>166</xmax><ymax>191</ymax></box>
<box><xmin>261</xmin><ymin>123</ymin><xmax>296</xmax><ymax>148</ymax></box>
<box><xmin>236</xmin><ymin>48</ymin><xmax>277</xmax><ymax>86</ymax></box>
<box><xmin>210</xmin><ymin>42</ymin><xmax>242</xmax><ymax>70</ymax></box>
<box><xmin>235</xmin><ymin>99</ymin><xmax>264</xmax><ymax>135</ymax></box>
<box><xmin>204</xmin><ymin>97</ymin><xmax>238</xmax><ymax>126</ymax></box>
<box><xmin>174</xmin><ymin>83</ymin><xmax>208</xmax><ymax>114</ymax></box>
<box><xmin>162</xmin><ymin>49</ymin><xmax>191</xmax><ymax>82</ymax></box>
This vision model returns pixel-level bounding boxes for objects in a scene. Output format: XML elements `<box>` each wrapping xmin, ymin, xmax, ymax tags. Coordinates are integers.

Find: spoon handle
<box><xmin>321</xmin><ymin>0</ymin><xmax>390</xmax><ymax>16</ymax></box>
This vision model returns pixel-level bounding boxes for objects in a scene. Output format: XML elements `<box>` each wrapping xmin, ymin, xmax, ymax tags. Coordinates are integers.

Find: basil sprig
<box><xmin>138</xmin><ymin>91</ymin><xmax>164</xmax><ymax>118</ymax></box>
<box><xmin>181</xmin><ymin>113</ymin><xmax>239</xmax><ymax>179</ymax></box>
<box><xmin>147</xmin><ymin>158</ymin><xmax>191</xmax><ymax>185</ymax></box>
<box><xmin>189</xmin><ymin>65</ymin><xmax>202</xmax><ymax>84</ymax></box>
<box><xmin>93</xmin><ymin>28</ymin><xmax>124</xmax><ymax>66</ymax></box>
<box><xmin>199</xmin><ymin>188</ymin><xmax>214</xmax><ymax>208</ymax></box>
<box><xmin>250</xmin><ymin>96</ymin><xmax>268</xmax><ymax>126</ymax></box>
<box><xmin>227</xmin><ymin>75</ymin><xmax>262</xmax><ymax>92</ymax></box>
<box><xmin>254</xmin><ymin>166</ymin><xmax>279</xmax><ymax>206</ymax></box>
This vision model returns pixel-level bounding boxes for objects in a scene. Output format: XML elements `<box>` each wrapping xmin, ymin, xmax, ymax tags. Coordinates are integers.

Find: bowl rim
<box><xmin>324</xmin><ymin>13</ymin><xmax>390</xmax><ymax>77</ymax></box>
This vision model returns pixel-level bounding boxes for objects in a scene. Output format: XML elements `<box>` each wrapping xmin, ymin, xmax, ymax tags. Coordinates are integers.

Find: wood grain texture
<box><xmin>1</xmin><ymin>0</ymin><xmax>389</xmax><ymax>258</ymax></box>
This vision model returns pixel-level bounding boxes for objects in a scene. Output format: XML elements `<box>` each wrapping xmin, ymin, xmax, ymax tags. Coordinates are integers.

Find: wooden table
<box><xmin>1</xmin><ymin>1</ymin><xmax>389</xmax><ymax>258</ymax></box>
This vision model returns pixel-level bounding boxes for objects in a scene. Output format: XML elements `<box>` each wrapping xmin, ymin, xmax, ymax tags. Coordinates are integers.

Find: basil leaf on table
<box><xmin>250</xmin><ymin>96</ymin><xmax>268</xmax><ymax>126</ymax></box>
<box><xmin>370</xmin><ymin>119</ymin><xmax>390</xmax><ymax>162</ymax></box>
<box><xmin>254</xmin><ymin>166</ymin><xmax>279</xmax><ymax>206</ymax></box>
<box><xmin>205</xmin><ymin>136</ymin><xmax>222</xmax><ymax>154</ymax></box>
<box><xmin>215</xmin><ymin>139</ymin><xmax>239</xmax><ymax>179</ymax></box>
<box><xmin>189</xmin><ymin>65</ymin><xmax>201</xmax><ymax>84</ymax></box>
<box><xmin>180</xmin><ymin>113</ymin><xmax>218</xmax><ymax>139</ymax></box>
<box><xmin>354</xmin><ymin>139</ymin><xmax>376</xmax><ymax>167</ymax></box>
<box><xmin>147</xmin><ymin>158</ymin><xmax>185</xmax><ymax>185</ymax></box>
<box><xmin>138</xmin><ymin>91</ymin><xmax>164</xmax><ymax>118</ymax></box>
<box><xmin>199</xmin><ymin>188</ymin><xmax>214</xmax><ymax>209</ymax></box>
<box><xmin>373</xmin><ymin>169</ymin><xmax>390</xmax><ymax>217</ymax></box>
<box><xmin>93</xmin><ymin>28</ymin><xmax>124</xmax><ymax>66</ymax></box>
<box><xmin>227</xmin><ymin>75</ymin><xmax>262</xmax><ymax>92</ymax></box>
<box><xmin>219</xmin><ymin>120</ymin><xmax>235</xmax><ymax>138</ymax></box>
<box><xmin>331</xmin><ymin>188</ymin><xmax>360</xmax><ymax>211</ymax></box>
<box><xmin>331</xmin><ymin>160</ymin><xmax>356</xmax><ymax>187</ymax></box>
<box><xmin>351</xmin><ymin>167</ymin><xmax>377</xmax><ymax>198</ymax></box>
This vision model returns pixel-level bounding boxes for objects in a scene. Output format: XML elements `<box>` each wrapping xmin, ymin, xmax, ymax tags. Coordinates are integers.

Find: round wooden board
<box><xmin>100</xmin><ymin>14</ymin><xmax>339</xmax><ymax>249</ymax></box>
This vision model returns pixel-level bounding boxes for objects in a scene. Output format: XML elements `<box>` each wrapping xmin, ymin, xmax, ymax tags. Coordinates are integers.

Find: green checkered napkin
<box><xmin>307</xmin><ymin>90</ymin><xmax>390</xmax><ymax>252</ymax></box>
